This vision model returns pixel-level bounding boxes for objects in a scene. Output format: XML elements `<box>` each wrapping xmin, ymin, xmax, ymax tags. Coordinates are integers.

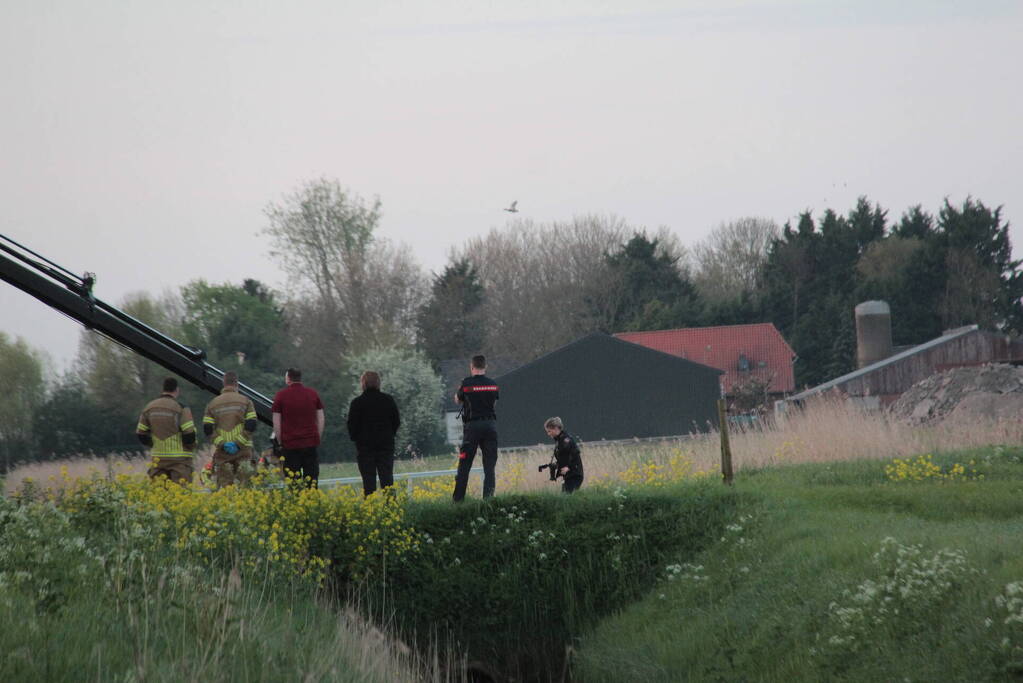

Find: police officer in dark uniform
<box><xmin>544</xmin><ymin>416</ymin><xmax>584</xmax><ymax>493</ymax></box>
<box><xmin>452</xmin><ymin>354</ymin><xmax>499</xmax><ymax>501</ymax></box>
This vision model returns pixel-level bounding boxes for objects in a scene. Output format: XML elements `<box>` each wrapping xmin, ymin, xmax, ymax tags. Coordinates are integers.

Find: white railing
<box><xmin>318</xmin><ymin>466</ymin><xmax>483</xmax><ymax>494</ymax></box>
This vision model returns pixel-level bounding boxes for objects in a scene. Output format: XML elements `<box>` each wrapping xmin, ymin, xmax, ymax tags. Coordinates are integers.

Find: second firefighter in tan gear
<box><xmin>136</xmin><ymin>376</ymin><xmax>197</xmax><ymax>485</ymax></box>
<box><xmin>203</xmin><ymin>371</ymin><xmax>258</xmax><ymax>487</ymax></box>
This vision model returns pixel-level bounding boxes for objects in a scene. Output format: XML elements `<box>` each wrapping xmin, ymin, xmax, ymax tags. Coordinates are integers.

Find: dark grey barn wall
<box><xmin>495</xmin><ymin>337</ymin><xmax>721</xmax><ymax>448</ymax></box>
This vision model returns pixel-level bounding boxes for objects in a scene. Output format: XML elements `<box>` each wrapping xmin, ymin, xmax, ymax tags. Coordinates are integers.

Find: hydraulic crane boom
<box><xmin>0</xmin><ymin>233</ymin><xmax>274</xmax><ymax>426</ymax></box>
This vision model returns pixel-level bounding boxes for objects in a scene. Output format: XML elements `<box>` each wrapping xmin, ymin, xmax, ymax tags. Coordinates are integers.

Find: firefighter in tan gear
<box><xmin>203</xmin><ymin>371</ymin><xmax>258</xmax><ymax>487</ymax></box>
<box><xmin>136</xmin><ymin>377</ymin><xmax>197</xmax><ymax>484</ymax></box>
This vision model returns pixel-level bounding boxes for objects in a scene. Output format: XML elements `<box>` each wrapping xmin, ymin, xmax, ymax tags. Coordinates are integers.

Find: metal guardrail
<box><xmin>318</xmin><ymin>466</ymin><xmax>483</xmax><ymax>494</ymax></box>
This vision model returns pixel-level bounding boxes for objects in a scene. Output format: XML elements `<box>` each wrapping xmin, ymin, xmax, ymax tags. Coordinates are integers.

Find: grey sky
<box><xmin>2</xmin><ymin>0</ymin><xmax>1021</xmax><ymax>372</ymax></box>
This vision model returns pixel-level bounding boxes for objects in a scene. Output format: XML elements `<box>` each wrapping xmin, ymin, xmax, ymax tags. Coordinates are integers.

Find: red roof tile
<box><xmin>615</xmin><ymin>323</ymin><xmax>796</xmax><ymax>394</ymax></box>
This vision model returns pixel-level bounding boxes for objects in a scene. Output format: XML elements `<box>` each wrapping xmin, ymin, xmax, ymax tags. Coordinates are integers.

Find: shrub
<box><xmin>32</xmin><ymin>473</ymin><xmax>420</xmax><ymax>585</ymax></box>
<box><xmin>990</xmin><ymin>581</ymin><xmax>1023</xmax><ymax>676</ymax></box>
<box><xmin>814</xmin><ymin>537</ymin><xmax>979</xmax><ymax>668</ymax></box>
<box><xmin>345</xmin><ymin>347</ymin><xmax>446</xmax><ymax>457</ymax></box>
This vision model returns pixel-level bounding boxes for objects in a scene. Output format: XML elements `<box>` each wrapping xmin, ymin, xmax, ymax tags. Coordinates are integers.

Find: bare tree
<box><xmin>692</xmin><ymin>217</ymin><xmax>779</xmax><ymax>303</ymax></box>
<box><xmin>355</xmin><ymin>239</ymin><xmax>427</xmax><ymax>351</ymax></box>
<box><xmin>75</xmin><ymin>291</ymin><xmax>182</xmax><ymax>411</ymax></box>
<box><xmin>452</xmin><ymin>215</ymin><xmax>633</xmax><ymax>361</ymax></box>
<box><xmin>263</xmin><ymin>179</ymin><xmax>426</xmax><ymax>356</ymax></box>
<box><xmin>281</xmin><ymin>299</ymin><xmax>346</xmax><ymax>381</ymax></box>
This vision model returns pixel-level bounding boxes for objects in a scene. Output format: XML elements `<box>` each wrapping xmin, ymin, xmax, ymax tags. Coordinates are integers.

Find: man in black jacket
<box><xmin>544</xmin><ymin>417</ymin><xmax>584</xmax><ymax>493</ymax></box>
<box><xmin>346</xmin><ymin>371</ymin><xmax>401</xmax><ymax>496</ymax></box>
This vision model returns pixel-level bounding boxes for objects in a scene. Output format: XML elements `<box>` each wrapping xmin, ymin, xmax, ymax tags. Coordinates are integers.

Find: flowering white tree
<box><xmin>345</xmin><ymin>347</ymin><xmax>445</xmax><ymax>457</ymax></box>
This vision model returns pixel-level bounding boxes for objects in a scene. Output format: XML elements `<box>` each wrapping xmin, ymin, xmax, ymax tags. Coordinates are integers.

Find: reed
<box><xmin>494</xmin><ymin>397</ymin><xmax>1023</xmax><ymax>491</ymax></box>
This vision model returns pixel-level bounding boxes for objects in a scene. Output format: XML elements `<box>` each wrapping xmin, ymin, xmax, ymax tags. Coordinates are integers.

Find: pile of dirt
<box><xmin>888</xmin><ymin>363</ymin><xmax>1023</xmax><ymax>424</ymax></box>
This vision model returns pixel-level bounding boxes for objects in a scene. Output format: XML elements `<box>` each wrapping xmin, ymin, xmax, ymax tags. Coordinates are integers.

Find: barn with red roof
<box><xmin>615</xmin><ymin>323</ymin><xmax>796</xmax><ymax>398</ymax></box>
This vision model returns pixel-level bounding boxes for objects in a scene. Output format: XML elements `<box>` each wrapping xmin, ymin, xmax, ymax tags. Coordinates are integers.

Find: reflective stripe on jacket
<box><xmin>204</xmin><ymin>387</ymin><xmax>257</xmax><ymax>449</ymax></box>
<box><xmin>137</xmin><ymin>395</ymin><xmax>196</xmax><ymax>458</ymax></box>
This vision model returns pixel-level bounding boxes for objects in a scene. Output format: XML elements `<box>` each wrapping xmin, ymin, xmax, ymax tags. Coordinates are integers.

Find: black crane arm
<box><xmin>0</xmin><ymin>233</ymin><xmax>274</xmax><ymax>426</ymax></box>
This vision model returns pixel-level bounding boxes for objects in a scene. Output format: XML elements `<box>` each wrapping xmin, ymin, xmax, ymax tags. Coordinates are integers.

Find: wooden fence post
<box><xmin>717</xmin><ymin>399</ymin><xmax>734</xmax><ymax>486</ymax></box>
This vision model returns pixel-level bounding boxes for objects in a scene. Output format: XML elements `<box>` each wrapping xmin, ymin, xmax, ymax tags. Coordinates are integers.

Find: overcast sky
<box><xmin>2</xmin><ymin>0</ymin><xmax>1021</xmax><ymax>373</ymax></box>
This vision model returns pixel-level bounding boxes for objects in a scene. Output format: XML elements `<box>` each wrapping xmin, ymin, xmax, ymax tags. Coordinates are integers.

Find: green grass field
<box><xmin>574</xmin><ymin>445</ymin><xmax>1023</xmax><ymax>681</ymax></box>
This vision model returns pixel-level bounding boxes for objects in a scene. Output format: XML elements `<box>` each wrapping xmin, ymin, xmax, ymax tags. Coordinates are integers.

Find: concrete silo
<box><xmin>855</xmin><ymin>300</ymin><xmax>893</xmax><ymax>368</ymax></box>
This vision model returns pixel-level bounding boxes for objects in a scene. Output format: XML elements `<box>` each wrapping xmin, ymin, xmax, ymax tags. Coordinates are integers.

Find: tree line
<box><xmin>1</xmin><ymin>178</ymin><xmax>1018</xmax><ymax>469</ymax></box>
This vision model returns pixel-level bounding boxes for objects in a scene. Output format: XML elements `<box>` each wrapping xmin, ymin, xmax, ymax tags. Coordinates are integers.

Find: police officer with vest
<box><xmin>452</xmin><ymin>354</ymin><xmax>499</xmax><ymax>501</ymax></box>
<box><xmin>202</xmin><ymin>371</ymin><xmax>258</xmax><ymax>487</ymax></box>
<box><xmin>544</xmin><ymin>416</ymin><xmax>584</xmax><ymax>493</ymax></box>
<box><xmin>136</xmin><ymin>377</ymin><xmax>197</xmax><ymax>485</ymax></box>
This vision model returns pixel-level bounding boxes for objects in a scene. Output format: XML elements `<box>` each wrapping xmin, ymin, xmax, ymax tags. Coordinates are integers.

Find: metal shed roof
<box><xmin>787</xmin><ymin>325</ymin><xmax>979</xmax><ymax>402</ymax></box>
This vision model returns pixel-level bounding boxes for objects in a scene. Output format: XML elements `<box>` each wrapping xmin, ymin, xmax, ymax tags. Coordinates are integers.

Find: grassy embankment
<box><xmin>575</xmin><ymin>446</ymin><xmax>1023</xmax><ymax>681</ymax></box>
<box><xmin>0</xmin><ymin>471</ymin><xmax>738</xmax><ymax>682</ymax></box>
<box><xmin>0</xmin><ymin>480</ymin><xmax>453</xmax><ymax>682</ymax></box>
<box><xmin>5</xmin><ymin>402</ymin><xmax>1023</xmax><ymax>680</ymax></box>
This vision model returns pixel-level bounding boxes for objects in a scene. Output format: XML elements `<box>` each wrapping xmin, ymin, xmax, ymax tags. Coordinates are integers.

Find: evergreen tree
<box><xmin>855</xmin><ymin>235</ymin><xmax>937</xmax><ymax>345</ymax></box>
<box><xmin>761</xmin><ymin>196</ymin><xmax>1022</xmax><ymax>388</ymax></box>
<box><xmin>855</xmin><ymin>206</ymin><xmax>943</xmax><ymax>345</ymax></box>
<box><xmin>761</xmin><ymin>212</ymin><xmax>818</xmax><ymax>342</ymax></box>
<box><xmin>936</xmin><ymin>198</ymin><xmax>1023</xmax><ymax>332</ymax></box>
<box><xmin>606</xmin><ymin>232</ymin><xmax>703</xmax><ymax>331</ymax></box>
<box><xmin>762</xmin><ymin>201</ymin><xmax>884</xmax><ymax>386</ymax></box>
<box><xmin>823</xmin><ymin>294</ymin><xmax>857</xmax><ymax>380</ymax></box>
<box><xmin>179</xmin><ymin>279</ymin><xmax>288</xmax><ymax>394</ymax></box>
<box><xmin>416</xmin><ymin>258</ymin><xmax>485</xmax><ymax>365</ymax></box>
<box><xmin>894</xmin><ymin>205</ymin><xmax>934</xmax><ymax>240</ymax></box>
<box><xmin>32</xmin><ymin>374</ymin><xmax>134</xmax><ymax>457</ymax></box>
<box><xmin>847</xmin><ymin>197</ymin><xmax>887</xmax><ymax>252</ymax></box>
<box><xmin>700</xmin><ymin>291</ymin><xmax>762</xmax><ymax>327</ymax></box>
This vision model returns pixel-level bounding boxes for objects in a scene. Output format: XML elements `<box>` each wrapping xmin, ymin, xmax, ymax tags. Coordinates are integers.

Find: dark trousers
<box><xmin>453</xmin><ymin>419</ymin><xmax>498</xmax><ymax>502</ymax></box>
<box><xmin>356</xmin><ymin>447</ymin><xmax>394</xmax><ymax>496</ymax></box>
<box><xmin>281</xmin><ymin>446</ymin><xmax>319</xmax><ymax>487</ymax></box>
<box><xmin>562</xmin><ymin>475</ymin><xmax>583</xmax><ymax>494</ymax></box>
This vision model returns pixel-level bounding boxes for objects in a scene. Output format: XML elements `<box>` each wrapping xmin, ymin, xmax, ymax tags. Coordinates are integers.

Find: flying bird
<box><xmin>503</xmin><ymin>200</ymin><xmax>518</xmax><ymax>213</ymax></box>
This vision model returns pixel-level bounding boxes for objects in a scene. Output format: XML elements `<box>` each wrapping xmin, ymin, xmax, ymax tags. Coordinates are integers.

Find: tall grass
<box><xmin>2</xmin><ymin>450</ymin><xmax>221</xmax><ymax>497</ymax></box>
<box><xmin>495</xmin><ymin>397</ymin><xmax>1023</xmax><ymax>492</ymax></box>
<box><xmin>3</xmin><ymin>452</ymin><xmax>148</xmax><ymax>497</ymax></box>
<box><xmin>11</xmin><ymin>399</ymin><xmax>1022</xmax><ymax>497</ymax></box>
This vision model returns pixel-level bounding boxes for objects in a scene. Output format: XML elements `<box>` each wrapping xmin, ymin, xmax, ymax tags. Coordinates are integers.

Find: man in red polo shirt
<box><xmin>272</xmin><ymin>367</ymin><xmax>325</xmax><ymax>487</ymax></box>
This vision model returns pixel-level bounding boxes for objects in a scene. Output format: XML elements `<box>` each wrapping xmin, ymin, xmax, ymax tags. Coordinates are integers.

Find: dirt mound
<box><xmin>888</xmin><ymin>363</ymin><xmax>1023</xmax><ymax>423</ymax></box>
